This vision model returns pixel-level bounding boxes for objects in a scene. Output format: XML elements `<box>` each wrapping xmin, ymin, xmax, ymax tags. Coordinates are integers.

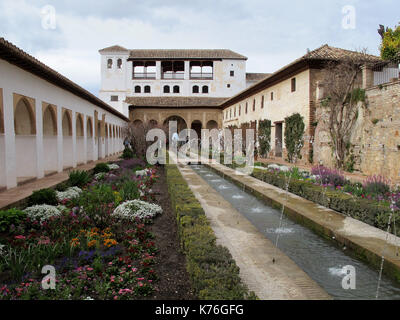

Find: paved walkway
<box><xmin>257</xmin><ymin>157</ymin><xmax>369</xmax><ymax>184</ymax></box>
<box><xmin>177</xmin><ymin>163</ymin><xmax>331</xmax><ymax>300</ymax></box>
<box><xmin>0</xmin><ymin>154</ymin><xmax>121</xmax><ymax>210</ymax></box>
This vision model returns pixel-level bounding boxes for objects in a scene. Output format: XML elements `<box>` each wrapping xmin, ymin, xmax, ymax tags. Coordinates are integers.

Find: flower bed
<box><xmin>250</xmin><ymin>163</ymin><xmax>398</xmax><ymax>235</ymax></box>
<box><xmin>0</xmin><ymin>158</ymin><xmax>163</xmax><ymax>300</ymax></box>
<box><xmin>166</xmin><ymin>163</ymin><xmax>256</xmax><ymax>300</ymax></box>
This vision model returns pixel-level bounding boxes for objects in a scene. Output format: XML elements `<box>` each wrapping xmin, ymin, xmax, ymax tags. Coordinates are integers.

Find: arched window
<box><xmin>163</xmin><ymin>85</ymin><xmax>170</xmax><ymax>93</ymax></box>
<box><xmin>173</xmin><ymin>85</ymin><xmax>180</xmax><ymax>93</ymax></box>
<box><xmin>192</xmin><ymin>85</ymin><xmax>199</xmax><ymax>94</ymax></box>
<box><xmin>117</xmin><ymin>59</ymin><xmax>122</xmax><ymax>69</ymax></box>
<box><xmin>134</xmin><ymin>86</ymin><xmax>141</xmax><ymax>93</ymax></box>
<box><xmin>144</xmin><ymin>85</ymin><xmax>151</xmax><ymax>93</ymax></box>
<box><xmin>202</xmin><ymin>86</ymin><xmax>209</xmax><ymax>94</ymax></box>
<box><xmin>107</xmin><ymin>59</ymin><xmax>113</xmax><ymax>69</ymax></box>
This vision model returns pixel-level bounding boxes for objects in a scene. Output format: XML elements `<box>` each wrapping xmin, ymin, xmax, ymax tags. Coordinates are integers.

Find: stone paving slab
<box><xmin>178</xmin><ymin>163</ymin><xmax>331</xmax><ymax>300</ymax></box>
<box><xmin>0</xmin><ymin>154</ymin><xmax>121</xmax><ymax>210</ymax></box>
<box><xmin>205</xmin><ymin>161</ymin><xmax>400</xmax><ymax>282</ymax></box>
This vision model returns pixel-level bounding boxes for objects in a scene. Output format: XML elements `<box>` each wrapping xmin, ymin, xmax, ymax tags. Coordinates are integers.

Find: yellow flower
<box><xmin>104</xmin><ymin>239</ymin><xmax>117</xmax><ymax>248</ymax></box>
<box><xmin>88</xmin><ymin>240</ymin><xmax>97</xmax><ymax>248</ymax></box>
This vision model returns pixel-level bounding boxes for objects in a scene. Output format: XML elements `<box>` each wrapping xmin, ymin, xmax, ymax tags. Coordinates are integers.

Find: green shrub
<box><xmin>0</xmin><ymin>208</ymin><xmax>26</xmax><ymax>232</ymax></box>
<box><xmin>120</xmin><ymin>181</ymin><xmax>139</xmax><ymax>201</ymax></box>
<box><xmin>284</xmin><ymin>113</ymin><xmax>305</xmax><ymax>162</ymax></box>
<box><xmin>68</xmin><ymin>170</ymin><xmax>90</xmax><ymax>187</ymax></box>
<box><xmin>93</xmin><ymin>163</ymin><xmax>110</xmax><ymax>174</ymax></box>
<box><xmin>166</xmin><ymin>164</ymin><xmax>256</xmax><ymax>300</ymax></box>
<box><xmin>28</xmin><ymin>188</ymin><xmax>58</xmax><ymax>206</ymax></box>
<box><xmin>363</xmin><ymin>175</ymin><xmax>390</xmax><ymax>197</ymax></box>
<box><xmin>122</xmin><ymin>147</ymin><xmax>134</xmax><ymax>160</ymax></box>
<box><xmin>251</xmin><ymin>169</ymin><xmax>391</xmax><ymax>230</ymax></box>
<box><xmin>78</xmin><ymin>184</ymin><xmax>116</xmax><ymax>227</ymax></box>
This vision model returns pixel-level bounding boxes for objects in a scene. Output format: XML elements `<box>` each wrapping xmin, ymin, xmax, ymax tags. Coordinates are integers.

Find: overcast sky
<box><xmin>1</xmin><ymin>0</ymin><xmax>398</xmax><ymax>95</ymax></box>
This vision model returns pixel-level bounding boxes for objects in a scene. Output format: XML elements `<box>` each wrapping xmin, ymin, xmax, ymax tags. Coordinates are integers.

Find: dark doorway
<box><xmin>275</xmin><ymin>122</ymin><xmax>283</xmax><ymax>158</ymax></box>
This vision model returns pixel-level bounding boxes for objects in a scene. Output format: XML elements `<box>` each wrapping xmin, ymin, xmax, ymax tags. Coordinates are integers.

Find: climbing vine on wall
<box><xmin>258</xmin><ymin>119</ymin><xmax>272</xmax><ymax>158</ymax></box>
<box><xmin>284</xmin><ymin>113</ymin><xmax>305</xmax><ymax>163</ymax></box>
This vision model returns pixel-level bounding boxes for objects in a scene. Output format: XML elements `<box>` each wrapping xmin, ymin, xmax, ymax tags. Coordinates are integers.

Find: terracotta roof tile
<box><xmin>246</xmin><ymin>73</ymin><xmax>271</xmax><ymax>81</ymax></box>
<box><xmin>0</xmin><ymin>38</ymin><xmax>129</xmax><ymax>121</ymax></box>
<box><xmin>128</xmin><ymin>49</ymin><xmax>247</xmax><ymax>60</ymax></box>
<box><xmin>99</xmin><ymin>45</ymin><xmax>129</xmax><ymax>53</ymax></box>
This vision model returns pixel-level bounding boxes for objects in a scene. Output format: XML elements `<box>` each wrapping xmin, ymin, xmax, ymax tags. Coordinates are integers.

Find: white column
<box><xmin>156</xmin><ymin>61</ymin><xmax>161</xmax><ymax>80</ymax></box>
<box><xmin>83</xmin><ymin>114</ymin><xmax>87</xmax><ymax>164</ymax></box>
<box><xmin>57</xmin><ymin>106</ymin><xmax>63</xmax><ymax>172</ymax></box>
<box><xmin>3</xmin><ymin>89</ymin><xmax>17</xmax><ymax>189</ymax></box>
<box><xmin>36</xmin><ymin>100</ymin><xmax>44</xmax><ymax>178</ymax></box>
<box><xmin>184</xmin><ymin>61</ymin><xmax>190</xmax><ymax>80</ymax></box>
<box><xmin>72</xmin><ymin>111</ymin><xmax>77</xmax><ymax>167</ymax></box>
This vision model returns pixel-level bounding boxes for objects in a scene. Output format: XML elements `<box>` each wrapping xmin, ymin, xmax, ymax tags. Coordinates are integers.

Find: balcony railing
<box><xmin>190</xmin><ymin>72</ymin><xmax>213</xmax><ymax>80</ymax></box>
<box><xmin>132</xmin><ymin>73</ymin><xmax>156</xmax><ymax>79</ymax></box>
<box><xmin>162</xmin><ymin>72</ymin><xmax>184</xmax><ymax>80</ymax></box>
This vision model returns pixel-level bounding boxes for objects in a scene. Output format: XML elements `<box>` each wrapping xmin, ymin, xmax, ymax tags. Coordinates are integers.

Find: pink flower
<box><xmin>14</xmin><ymin>235</ymin><xmax>26</xmax><ymax>240</ymax></box>
<box><xmin>114</xmin><ymin>296</ymin><xmax>118</xmax><ymax>300</ymax></box>
<box><xmin>87</xmin><ymin>267</ymin><xmax>93</xmax><ymax>271</ymax></box>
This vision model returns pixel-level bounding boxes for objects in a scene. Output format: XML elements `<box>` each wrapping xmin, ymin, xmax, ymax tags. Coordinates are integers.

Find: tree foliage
<box><xmin>284</xmin><ymin>113</ymin><xmax>305</xmax><ymax>163</ymax></box>
<box><xmin>258</xmin><ymin>119</ymin><xmax>272</xmax><ymax>158</ymax></box>
<box><xmin>320</xmin><ymin>50</ymin><xmax>370</xmax><ymax>169</ymax></box>
<box><xmin>379</xmin><ymin>23</ymin><xmax>400</xmax><ymax>61</ymax></box>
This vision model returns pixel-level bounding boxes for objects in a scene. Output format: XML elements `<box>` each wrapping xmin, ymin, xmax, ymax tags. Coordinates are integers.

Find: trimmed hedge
<box><xmin>166</xmin><ymin>164</ymin><xmax>256</xmax><ymax>300</ymax></box>
<box><xmin>251</xmin><ymin>169</ymin><xmax>394</xmax><ymax>233</ymax></box>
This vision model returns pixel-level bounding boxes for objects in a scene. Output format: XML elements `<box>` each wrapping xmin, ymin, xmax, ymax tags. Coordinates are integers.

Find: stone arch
<box><xmin>87</xmin><ymin>117</ymin><xmax>93</xmax><ymax>138</ymax></box>
<box><xmin>76</xmin><ymin>113</ymin><xmax>84</xmax><ymax>137</ymax></box>
<box><xmin>42</xmin><ymin>104</ymin><xmax>58</xmax><ymax>172</ymax></box>
<box><xmin>62</xmin><ymin>109</ymin><xmax>72</xmax><ymax>136</ymax></box>
<box><xmin>206</xmin><ymin>120</ymin><xmax>218</xmax><ymax>130</ymax></box>
<box><xmin>133</xmin><ymin>119</ymin><xmax>144</xmax><ymax>128</ymax></box>
<box><xmin>149</xmin><ymin>119</ymin><xmax>158</xmax><ymax>127</ymax></box>
<box><xmin>163</xmin><ymin>115</ymin><xmax>187</xmax><ymax>141</ymax></box>
<box><xmin>13</xmin><ymin>94</ymin><xmax>37</xmax><ymax>180</ymax></box>
<box><xmin>14</xmin><ymin>97</ymin><xmax>36</xmax><ymax>135</ymax></box>
<box><xmin>191</xmin><ymin>120</ymin><xmax>202</xmax><ymax>140</ymax></box>
<box><xmin>42</xmin><ymin>104</ymin><xmax>57</xmax><ymax>136</ymax></box>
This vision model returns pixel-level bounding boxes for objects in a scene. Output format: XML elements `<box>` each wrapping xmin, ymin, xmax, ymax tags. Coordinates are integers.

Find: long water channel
<box><xmin>191</xmin><ymin>164</ymin><xmax>400</xmax><ymax>300</ymax></box>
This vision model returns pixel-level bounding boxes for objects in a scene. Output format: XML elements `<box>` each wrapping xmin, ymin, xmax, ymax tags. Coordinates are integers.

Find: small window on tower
<box><xmin>227</xmin><ymin>84</ymin><xmax>231</xmax><ymax>88</ymax></box>
<box><xmin>134</xmin><ymin>86</ymin><xmax>141</xmax><ymax>93</ymax></box>
<box><xmin>117</xmin><ymin>59</ymin><xmax>122</xmax><ymax>69</ymax></box>
<box><xmin>230</xmin><ymin>70</ymin><xmax>234</xmax><ymax>77</ymax></box>
<box><xmin>111</xmin><ymin>95</ymin><xmax>118</xmax><ymax>102</ymax></box>
<box><xmin>271</xmin><ymin>92</ymin><xmax>274</xmax><ymax>101</ymax></box>
<box><xmin>144</xmin><ymin>85</ymin><xmax>151</xmax><ymax>93</ymax></box>
<box><xmin>291</xmin><ymin>78</ymin><xmax>296</xmax><ymax>92</ymax></box>
<box><xmin>107</xmin><ymin>59</ymin><xmax>113</xmax><ymax>69</ymax></box>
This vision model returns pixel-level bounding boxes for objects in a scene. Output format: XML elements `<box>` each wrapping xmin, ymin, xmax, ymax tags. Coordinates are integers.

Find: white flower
<box><xmin>135</xmin><ymin>168</ymin><xmax>151</xmax><ymax>177</ymax></box>
<box><xmin>24</xmin><ymin>205</ymin><xmax>61</xmax><ymax>223</ymax></box>
<box><xmin>56</xmin><ymin>187</ymin><xmax>82</xmax><ymax>202</ymax></box>
<box><xmin>94</xmin><ymin>172</ymin><xmax>106</xmax><ymax>180</ymax></box>
<box><xmin>108</xmin><ymin>164</ymin><xmax>120</xmax><ymax>170</ymax></box>
<box><xmin>0</xmin><ymin>244</ymin><xmax>6</xmax><ymax>257</ymax></box>
<box><xmin>112</xmin><ymin>200</ymin><xmax>162</xmax><ymax>221</ymax></box>
<box><xmin>84</xmin><ymin>296</ymin><xmax>94</xmax><ymax>300</ymax></box>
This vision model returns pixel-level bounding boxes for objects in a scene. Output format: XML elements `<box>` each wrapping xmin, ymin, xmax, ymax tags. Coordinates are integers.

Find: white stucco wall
<box><xmin>99</xmin><ymin>50</ymin><xmax>248</xmax><ymax>117</ymax></box>
<box><xmin>0</xmin><ymin>58</ymin><xmax>127</xmax><ymax>189</ymax></box>
<box><xmin>223</xmin><ymin>69</ymin><xmax>311</xmax><ymax>154</ymax></box>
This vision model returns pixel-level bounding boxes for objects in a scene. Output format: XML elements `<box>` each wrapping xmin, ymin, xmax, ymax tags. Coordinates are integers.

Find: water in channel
<box><xmin>191</xmin><ymin>165</ymin><xmax>400</xmax><ymax>300</ymax></box>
